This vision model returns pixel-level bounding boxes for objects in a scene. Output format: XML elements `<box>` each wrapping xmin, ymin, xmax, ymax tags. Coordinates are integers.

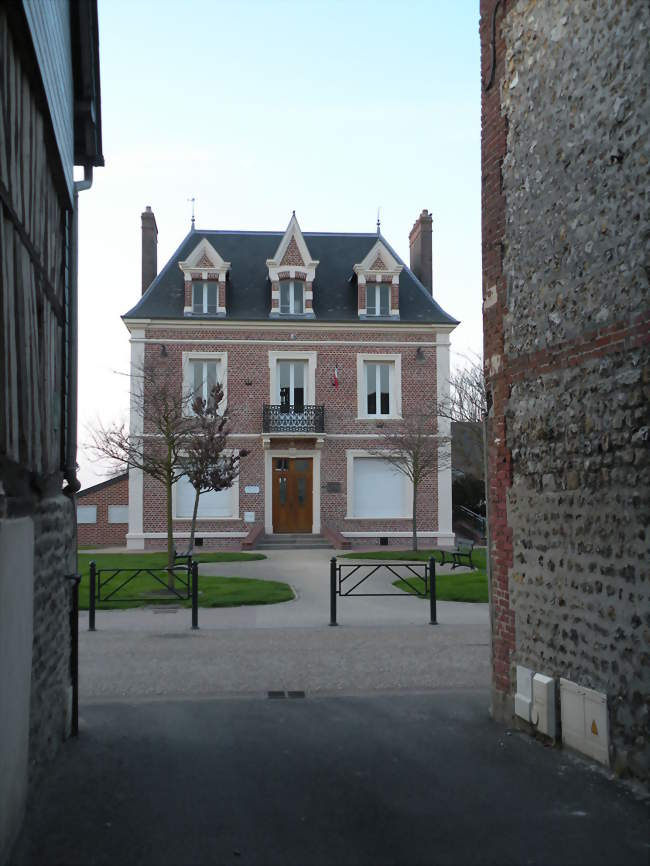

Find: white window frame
<box><xmin>279</xmin><ymin>279</ymin><xmax>305</xmax><ymax>315</ymax></box>
<box><xmin>108</xmin><ymin>505</ymin><xmax>129</xmax><ymax>524</ymax></box>
<box><xmin>172</xmin><ymin>464</ymin><xmax>240</xmax><ymax>521</ymax></box>
<box><xmin>191</xmin><ymin>280</ymin><xmax>219</xmax><ymax>314</ymax></box>
<box><xmin>356</xmin><ymin>353</ymin><xmax>402</xmax><ymax>419</ymax></box>
<box><xmin>268</xmin><ymin>351</ymin><xmax>317</xmax><ymax>405</ymax></box>
<box><xmin>366</xmin><ymin>283</ymin><xmax>390</xmax><ymax>317</ymax></box>
<box><xmin>182</xmin><ymin>351</ymin><xmax>228</xmax><ymax>415</ymax></box>
<box><xmin>345</xmin><ymin>450</ymin><xmax>412</xmax><ymax>519</ymax></box>
<box><xmin>77</xmin><ymin>505</ymin><xmax>97</xmax><ymax>524</ymax></box>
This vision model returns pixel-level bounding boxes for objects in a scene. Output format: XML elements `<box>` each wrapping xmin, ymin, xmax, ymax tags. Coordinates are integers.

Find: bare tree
<box><xmin>182</xmin><ymin>384</ymin><xmax>248</xmax><ymax>551</ymax></box>
<box><xmin>89</xmin><ymin>364</ymin><xmax>237</xmax><ymax>587</ymax></box>
<box><xmin>371</xmin><ymin>405</ymin><xmax>446</xmax><ymax>551</ymax></box>
<box><xmin>442</xmin><ymin>352</ymin><xmax>487</xmax><ymax>424</ymax></box>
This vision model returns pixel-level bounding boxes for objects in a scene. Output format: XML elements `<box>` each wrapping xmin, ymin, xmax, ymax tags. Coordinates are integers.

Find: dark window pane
<box><xmin>297</xmin><ymin>477</ymin><xmax>306</xmax><ymax>505</ymax></box>
<box><xmin>280</xmin><ymin>282</ymin><xmax>290</xmax><ymax>314</ymax></box>
<box><xmin>192</xmin><ymin>361</ymin><xmax>203</xmax><ymax>398</ymax></box>
<box><xmin>280</xmin><ymin>387</ymin><xmax>290</xmax><ymax>410</ymax></box>
<box><xmin>279</xmin><ymin>477</ymin><xmax>287</xmax><ymax>505</ymax></box>
<box><xmin>367</xmin><ymin>285</ymin><xmax>376</xmax><ymax>316</ymax></box>
<box><xmin>192</xmin><ymin>283</ymin><xmax>203</xmax><ymax>313</ymax></box>
<box><xmin>367</xmin><ymin>363</ymin><xmax>376</xmax><ymax>414</ymax></box>
<box><xmin>380</xmin><ymin>364</ymin><xmax>390</xmax><ymax>414</ymax></box>
<box><xmin>379</xmin><ymin>285</ymin><xmax>390</xmax><ymax>316</ymax></box>
<box><xmin>293</xmin><ymin>281</ymin><xmax>304</xmax><ymax>314</ymax></box>
<box><xmin>293</xmin><ymin>459</ymin><xmax>309</xmax><ymax>472</ymax></box>
<box><xmin>207</xmin><ymin>282</ymin><xmax>217</xmax><ymax>313</ymax></box>
<box><xmin>293</xmin><ymin>387</ymin><xmax>304</xmax><ymax>412</ymax></box>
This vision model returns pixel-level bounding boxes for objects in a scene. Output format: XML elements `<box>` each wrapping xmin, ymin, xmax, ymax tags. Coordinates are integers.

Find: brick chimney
<box><xmin>408</xmin><ymin>209</ymin><xmax>433</xmax><ymax>292</ymax></box>
<box><xmin>141</xmin><ymin>206</ymin><xmax>158</xmax><ymax>294</ymax></box>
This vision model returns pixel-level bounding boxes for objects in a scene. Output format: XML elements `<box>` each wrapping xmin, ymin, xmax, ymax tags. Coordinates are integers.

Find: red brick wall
<box><xmin>137</xmin><ymin>324</ymin><xmax>444</xmax><ymax>550</ymax></box>
<box><xmin>77</xmin><ymin>474</ymin><xmax>129</xmax><ymax>547</ymax></box>
<box><xmin>480</xmin><ymin>0</ymin><xmax>516</xmax><ymax>714</ymax></box>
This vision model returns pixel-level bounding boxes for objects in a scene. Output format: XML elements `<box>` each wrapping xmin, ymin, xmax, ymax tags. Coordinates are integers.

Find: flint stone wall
<box><xmin>29</xmin><ymin>494</ymin><xmax>76</xmax><ymax>782</ymax></box>
<box><xmin>497</xmin><ymin>0</ymin><xmax>649</xmax><ymax>777</ymax></box>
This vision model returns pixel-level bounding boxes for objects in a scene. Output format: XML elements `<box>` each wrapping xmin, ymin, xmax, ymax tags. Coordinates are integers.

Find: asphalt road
<box><xmin>10</xmin><ymin>691</ymin><xmax>649</xmax><ymax>866</ymax></box>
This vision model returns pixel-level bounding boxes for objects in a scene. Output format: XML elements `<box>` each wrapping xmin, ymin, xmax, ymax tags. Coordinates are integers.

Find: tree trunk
<box><xmin>189</xmin><ymin>487</ymin><xmax>200</xmax><ymax>553</ymax></box>
<box><xmin>166</xmin><ymin>467</ymin><xmax>175</xmax><ymax>590</ymax></box>
<box><xmin>412</xmin><ymin>482</ymin><xmax>418</xmax><ymax>552</ymax></box>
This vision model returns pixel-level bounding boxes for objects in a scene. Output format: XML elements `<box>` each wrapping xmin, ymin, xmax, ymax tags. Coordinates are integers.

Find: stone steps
<box><xmin>256</xmin><ymin>533</ymin><xmax>333</xmax><ymax>551</ymax></box>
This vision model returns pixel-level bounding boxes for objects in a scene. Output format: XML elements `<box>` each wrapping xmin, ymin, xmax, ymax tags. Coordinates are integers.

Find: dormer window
<box><xmin>366</xmin><ymin>284</ymin><xmax>390</xmax><ymax>317</ymax></box>
<box><xmin>267</xmin><ymin>213</ymin><xmax>318</xmax><ymax>319</ymax></box>
<box><xmin>192</xmin><ymin>281</ymin><xmax>218</xmax><ymax>315</ymax></box>
<box><xmin>280</xmin><ymin>280</ymin><xmax>304</xmax><ymax>315</ymax></box>
<box><xmin>179</xmin><ymin>239</ymin><xmax>230</xmax><ymax>318</ymax></box>
<box><xmin>353</xmin><ymin>240</ymin><xmax>403</xmax><ymax>319</ymax></box>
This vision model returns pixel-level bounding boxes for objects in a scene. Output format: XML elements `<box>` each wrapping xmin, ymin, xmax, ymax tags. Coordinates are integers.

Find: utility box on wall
<box><xmin>560</xmin><ymin>679</ymin><xmax>610</xmax><ymax>766</ymax></box>
<box><xmin>532</xmin><ymin>674</ymin><xmax>556</xmax><ymax>739</ymax></box>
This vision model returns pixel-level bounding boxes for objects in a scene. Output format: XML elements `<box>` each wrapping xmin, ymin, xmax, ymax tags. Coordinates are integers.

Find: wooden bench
<box><xmin>439</xmin><ymin>540</ymin><xmax>476</xmax><ymax>570</ymax></box>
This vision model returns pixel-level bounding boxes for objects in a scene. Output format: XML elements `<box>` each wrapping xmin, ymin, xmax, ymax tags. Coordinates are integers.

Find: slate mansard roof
<box><xmin>123</xmin><ymin>228</ymin><xmax>458</xmax><ymax>326</ymax></box>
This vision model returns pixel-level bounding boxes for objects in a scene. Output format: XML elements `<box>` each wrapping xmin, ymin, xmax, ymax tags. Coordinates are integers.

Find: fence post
<box><xmin>187</xmin><ymin>555</ymin><xmax>192</xmax><ymax>600</ymax></box>
<box><xmin>329</xmin><ymin>556</ymin><xmax>338</xmax><ymax>626</ymax></box>
<box><xmin>429</xmin><ymin>556</ymin><xmax>437</xmax><ymax>625</ymax></box>
<box><xmin>89</xmin><ymin>560</ymin><xmax>96</xmax><ymax>632</ymax></box>
<box><xmin>191</xmin><ymin>561</ymin><xmax>199</xmax><ymax>630</ymax></box>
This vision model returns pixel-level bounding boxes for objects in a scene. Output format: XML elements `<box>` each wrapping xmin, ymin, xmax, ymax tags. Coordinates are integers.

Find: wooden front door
<box><xmin>272</xmin><ymin>458</ymin><xmax>313</xmax><ymax>533</ymax></box>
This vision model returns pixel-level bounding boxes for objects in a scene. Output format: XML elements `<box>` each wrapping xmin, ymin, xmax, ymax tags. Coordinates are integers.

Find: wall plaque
<box><xmin>244</xmin><ymin>485</ymin><xmax>260</xmax><ymax>494</ymax></box>
<box><xmin>325</xmin><ymin>482</ymin><xmax>342</xmax><ymax>493</ymax></box>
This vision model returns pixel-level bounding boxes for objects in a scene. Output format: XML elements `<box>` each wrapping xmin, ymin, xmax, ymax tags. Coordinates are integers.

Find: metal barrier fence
<box><xmin>88</xmin><ymin>560</ymin><xmax>200</xmax><ymax>631</ymax></box>
<box><xmin>329</xmin><ymin>556</ymin><xmax>437</xmax><ymax>626</ymax></box>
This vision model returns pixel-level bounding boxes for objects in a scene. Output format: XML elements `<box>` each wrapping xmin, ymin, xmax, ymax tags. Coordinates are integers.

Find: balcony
<box><xmin>262</xmin><ymin>404</ymin><xmax>325</xmax><ymax>434</ymax></box>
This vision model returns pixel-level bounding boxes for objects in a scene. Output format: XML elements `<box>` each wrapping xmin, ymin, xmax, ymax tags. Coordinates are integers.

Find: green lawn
<box><xmin>76</xmin><ymin>551</ymin><xmax>292</xmax><ymax>610</ymax></box>
<box><xmin>340</xmin><ymin>548</ymin><xmax>488</xmax><ymax>603</ymax></box>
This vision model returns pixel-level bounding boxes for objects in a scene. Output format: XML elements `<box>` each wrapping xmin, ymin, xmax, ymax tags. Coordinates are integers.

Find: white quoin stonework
<box><xmin>126</xmin><ymin>328</ymin><xmax>145</xmax><ymax>550</ymax></box>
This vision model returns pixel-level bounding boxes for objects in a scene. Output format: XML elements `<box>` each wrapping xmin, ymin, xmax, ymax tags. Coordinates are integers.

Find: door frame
<box><xmin>264</xmin><ymin>447</ymin><xmax>321</xmax><ymax>535</ymax></box>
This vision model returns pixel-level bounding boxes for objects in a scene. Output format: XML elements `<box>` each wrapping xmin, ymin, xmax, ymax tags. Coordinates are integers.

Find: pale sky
<box><xmin>76</xmin><ymin>0</ymin><xmax>482</xmax><ymax>488</ymax></box>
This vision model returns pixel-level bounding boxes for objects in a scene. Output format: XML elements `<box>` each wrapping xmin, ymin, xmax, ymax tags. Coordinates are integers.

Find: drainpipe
<box><xmin>64</xmin><ymin>164</ymin><xmax>93</xmax><ymax>497</ymax></box>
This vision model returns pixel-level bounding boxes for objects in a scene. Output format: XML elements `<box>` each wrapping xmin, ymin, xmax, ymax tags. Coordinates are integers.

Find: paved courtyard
<box><xmin>10</xmin><ymin>691</ymin><xmax>649</xmax><ymax>866</ymax></box>
<box><xmin>79</xmin><ymin>548</ymin><xmax>490</xmax><ymax>700</ymax></box>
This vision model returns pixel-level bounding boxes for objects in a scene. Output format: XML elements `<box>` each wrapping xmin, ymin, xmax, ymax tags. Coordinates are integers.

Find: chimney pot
<box><xmin>409</xmin><ymin>209</ymin><xmax>433</xmax><ymax>293</ymax></box>
<box><xmin>141</xmin><ymin>207</ymin><xmax>158</xmax><ymax>294</ymax></box>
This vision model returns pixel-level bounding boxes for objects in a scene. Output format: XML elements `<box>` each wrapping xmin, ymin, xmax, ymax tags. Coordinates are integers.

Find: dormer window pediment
<box><xmin>354</xmin><ymin>240</ymin><xmax>402</xmax><ymax>320</ymax></box>
<box><xmin>179</xmin><ymin>238</ymin><xmax>230</xmax><ymax>317</ymax></box>
<box><xmin>268</xmin><ymin>213</ymin><xmax>318</xmax><ymax>318</ymax></box>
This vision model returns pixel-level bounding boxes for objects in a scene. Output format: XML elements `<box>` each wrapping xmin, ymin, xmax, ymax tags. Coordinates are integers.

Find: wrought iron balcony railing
<box><xmin>262</xmin><ymin>404</ymin><xmax>325</xmax><ymax>434</ymax></box>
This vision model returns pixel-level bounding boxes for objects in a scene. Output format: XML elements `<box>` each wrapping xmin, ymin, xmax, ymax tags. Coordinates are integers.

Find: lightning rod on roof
<box><xmin>187</xmin><ymin>197</ymin><xmax>196</xmax><ymax>229</ymax></box>
<box><xmin>377</xmin><ymin>206</ymin><xmax>381</xmax><ymax>235</ymax></box>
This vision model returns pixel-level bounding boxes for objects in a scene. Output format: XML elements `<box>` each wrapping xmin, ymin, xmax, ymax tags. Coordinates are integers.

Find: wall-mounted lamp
<box><xmin>415</xmin><ymin>347</ymin><xmax>425</xmax><ymax>362</ymax></box>
<box><xmin>159</xmin><ymin>344</ymin><xmax>168</xmax><ymax>358</ymax></box>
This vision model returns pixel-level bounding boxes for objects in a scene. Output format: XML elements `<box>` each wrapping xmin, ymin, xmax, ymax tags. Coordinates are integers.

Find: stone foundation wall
<box><xmin>29</xmin><ymin>494</ymin><xmax>76</xmax><ymax>783</ymax></box>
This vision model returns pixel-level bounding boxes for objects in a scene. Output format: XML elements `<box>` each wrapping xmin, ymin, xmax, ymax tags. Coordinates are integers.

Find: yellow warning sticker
<box><xmin>591</xmin><ymin>720</ymin><xmax>599</xmax><ymax>736</ymax></box>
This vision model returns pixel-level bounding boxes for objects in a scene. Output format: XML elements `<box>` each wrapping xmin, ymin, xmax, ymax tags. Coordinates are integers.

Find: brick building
<box><xmin>480</xmin><ymin>0</ymin><xmax>649</xmax><ymax>778</ymax></box>
<box><xmin>77</xmin><ymin>473</ymin><xmax>129</xmax><ymax>548</ymax></box>
<box><xmin>123</xmin><ymin>210</ymin><xmax>458</xmax><ymax>550</ymax></box>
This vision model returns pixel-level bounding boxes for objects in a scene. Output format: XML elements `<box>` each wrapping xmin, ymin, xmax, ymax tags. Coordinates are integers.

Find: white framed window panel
<box><xmin>279</xmin><ymin>280</ymin><xmax>305</xmax><ymax>315</ymax></box>
<box><xmin>192</xmin><ymin>281</ymin><xmax>218</xmax><ymax>314</ymax></box>
<box><xmin>108</xmin><ymin>505</ymin><xmax>129</xmax><ymax>524</ymax></box>
<box><xmin>366</xmin><ymin>284</ymin><xmax>390</xmax><ymax>317</ymax></box>
<box><xmin>345</xmin><ymin>451</ymin><xmax>412</xmax><ymax>519</ymax></box>
<box><xmin>268</xmin><ymin>351</ymin><xmax>317</xmax><ymax>405</ymax></box>
<box><xmin>77</xmin><ymin>505</ymin><xmax>97</xmax><ymax>524</ymax></box>
<box><xmin>181</xmin><ymin>351</ymin><xmax>228</xmax><ymax>415</ymax></box>
<box><xmin>356</xmin><ymin>353</ymin><xmax>402</xmax><ymax>419</ymax></box>
<box><xmin>172</xmin><ymin>472</ymin><xmax>240</xmax><ymax>520</ymax></box>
